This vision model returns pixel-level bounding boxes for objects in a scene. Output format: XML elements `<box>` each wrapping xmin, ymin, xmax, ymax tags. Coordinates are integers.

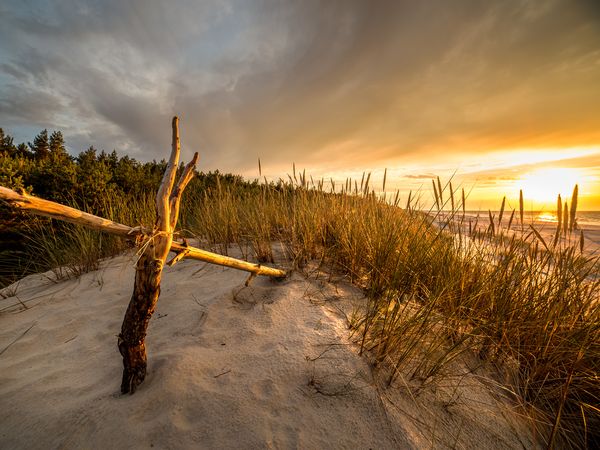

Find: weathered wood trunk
<box><xmin>118</xmin><ymin>240</ymin><xmax>171</xmax><ymax>393</ymax></box>
<box><xmin>118</xmin><ymin>116</ymin><xmax>193</xmax><ymax>394</ymax></box>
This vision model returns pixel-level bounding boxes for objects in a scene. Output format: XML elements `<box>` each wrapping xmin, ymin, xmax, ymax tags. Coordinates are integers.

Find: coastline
<box><xmin>431</xmin><ymin>210</ymin><xmax>600</xmax><ymax>256</ymax></box>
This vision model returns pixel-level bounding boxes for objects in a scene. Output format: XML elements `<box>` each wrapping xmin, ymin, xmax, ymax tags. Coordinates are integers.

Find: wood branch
<box><xmin>166</xmin><ymin>246</ymin><xmax>189</xmax><ymax>266</ymax></box>
<box><xmin>2</xmin><ymin>116</ymin><xmax>287</xmax><ymax>396</ymax></box>
<box><xmin>0</xmin><ymin>185</ymin><xmax>286</xmax><ymax>278</ymax></box>
<box><xmin>155</xmin><ymin>116</ymin><xmax>181</xmax><ymax>231</ymax></box>
<box><xmin>170</xmin><ymin>242</ymin><xmax>286</xmax><ymax>278</ymax></box>
<box><xmin>172</xmin><ymin>152</ymin><xmax>199</xmax><ymax>202</ymax></box>
<box><xmin>0</xmin><ymin>186</ymin><xmax>136</xmax><ymax>238</ymax></box>
<box><xmin>169</xmin><ymin>151</ymin><xmax>199</xmax><ymax>229</ymax></box>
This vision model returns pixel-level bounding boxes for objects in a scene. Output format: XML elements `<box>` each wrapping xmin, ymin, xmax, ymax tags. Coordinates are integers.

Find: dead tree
<box><xmin>0</xmin><ymin>116</ymin><xmax>286</xmax><ymax>394</ymax></box>
<box><xmin>118</xmin><ymin>117</ymin><xmax>195</xmax><ymax>393</ymax></box>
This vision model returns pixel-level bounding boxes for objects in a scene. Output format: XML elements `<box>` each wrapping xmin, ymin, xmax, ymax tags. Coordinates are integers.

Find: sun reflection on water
<box><xmin>536</xmin><ymin>212</ymin><xmax>558</xmax><ymax>223</ymax></box>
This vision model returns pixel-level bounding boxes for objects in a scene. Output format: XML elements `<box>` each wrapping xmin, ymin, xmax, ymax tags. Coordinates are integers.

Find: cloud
<box><xmin>403</xmin><ymin>174</ymin><xmax>438</xmax><ymax>180</ymax></box>
<box><xmin>0</xmin><ymin>0</ymin><xmax>599</xmax><ymax>173</ymax></box>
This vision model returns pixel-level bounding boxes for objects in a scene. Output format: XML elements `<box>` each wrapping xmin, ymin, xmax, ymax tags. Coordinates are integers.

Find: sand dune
<box><xmin>1</xmin><ymin>250</ymin><xmax>538</xmax><ymax>449</ymax></box>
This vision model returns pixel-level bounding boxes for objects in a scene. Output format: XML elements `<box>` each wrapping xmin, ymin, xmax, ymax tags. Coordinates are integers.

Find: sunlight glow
<box><xmin>453</xmin><ymin>147</ymin><xmax>599</xmax><ymax>175</ymax></box>
<box><xmin>536</xmin><ymin>212</ymin><xmax>558</xmax><ymax>222</ymax></box>
<box><xmin>517</xmin><ymin>168</ymin><xmax>582</xmax><ymax>204</ymax></box>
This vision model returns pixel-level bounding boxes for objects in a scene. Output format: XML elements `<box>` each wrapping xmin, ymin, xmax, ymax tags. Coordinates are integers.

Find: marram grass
<box><xmin>5</xmin><ymin>174</ymin><xmax>599</xmax><ymax>449</ymax></box>
<box><xmin>182</xmin><ymin>175</ymin><xmax>598</xmax><ymax>448</ymax></box>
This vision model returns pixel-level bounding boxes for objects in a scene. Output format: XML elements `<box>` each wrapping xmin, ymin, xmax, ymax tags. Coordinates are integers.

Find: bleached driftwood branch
<box><xmin>0</xmin><ymin>186</ymin><xmax>135</xmax><ymax>237</ymax></box>
<box><xmin>0</xmin><ymin>188</ymin><xmax>286</xmax><ymax>278</ymax></box>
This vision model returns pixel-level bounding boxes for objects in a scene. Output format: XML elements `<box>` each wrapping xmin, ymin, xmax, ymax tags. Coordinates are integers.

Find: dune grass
<box><xmin>1</xmin><ymin>191</ymin><xmax>156</xmax><ymax>284</ymax></box>
<box><xmin>181</xmin><ymin>174</ymin><xmax>599</xmax><ymax>448</ymax></box>
<box><xmin>3</xmin><ymin>171</ymin><xmax>598</xmax><ymax>448</ymax></box>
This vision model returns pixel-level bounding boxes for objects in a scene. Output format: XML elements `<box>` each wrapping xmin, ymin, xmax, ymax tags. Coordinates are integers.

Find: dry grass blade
<box><xmin>570</xmin><ymin>184</ymin><xmax>578</xmax><ymax>232</ymax></box>
<box><xmin>382</xmin><ymin>168</ymin><xmax>387</xmax><ymax>192</ymax></box>
<box><xmin>507</xmin><ymin>209</ymin><xmax>515</xmax><ymax>231</ymax></box>
<box><xmin>554</xmin><ymin>194</ymin><xmax>562</xmax><ymax>247</ymax></box>
<box><xmin>498</xmin><ymin>196</ymin><xmax>506</xmax><ymax>227</ymax></box>
<box><xmin>364</xmin><ymin>172</ymin><xmax>371</xmax><ymax>196</ymax></box>
<box><xmin>488</xmin><ymin>210</ymin><xmax>495</xmax><ymax>236</ymax></box>
<box><xmin>519</xmin><ymin>189</ymin><xmax>524</xmax><ymax>229</ymax></box>
<box><xmin>563</xmin><ymin>202</ymin><xmax>569</xmax><ymax>236</ymax></box>
<box><xmin>530</xmin><ymin>224</ymin><xmax>550</xmax><ymax>252</ymax></box>
<box><xmin>432</xmin><ymin>180</ymin><xmax>440</xmax><ymax>211</ymax></box>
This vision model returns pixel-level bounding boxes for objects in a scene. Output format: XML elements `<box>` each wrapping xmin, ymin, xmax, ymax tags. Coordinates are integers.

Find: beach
<box><xmin>0</xmin><ymin>248</ymin><xmax>538</xmax><ymax>449</ymax></box>
<box><xmin>433</xmin><ymin>210</ymin><xmax>600</xmax><ymax>256</ymax></box>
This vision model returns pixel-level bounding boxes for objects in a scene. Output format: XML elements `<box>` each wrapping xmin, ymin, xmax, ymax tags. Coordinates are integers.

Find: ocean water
<box><xmin>463</xmin><ymin>210</ymin><xmax>600</xmax><ymax>226</ymax></box>
<box><xmin>543</xmin><ymin>211</ymin><xmax>600</xmax><ymax>227</ymax></box>
<box><xmin>457</xmin><ymin>210</ymin><xmax>600</xmax><ymax>253</ymax></box>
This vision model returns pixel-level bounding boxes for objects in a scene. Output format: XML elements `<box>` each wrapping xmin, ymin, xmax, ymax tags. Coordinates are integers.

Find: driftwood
<box><xmin>118</xmin><ymin>117</ymin><xmax>189</xmax><ymax>393</ymax></box>
<box><xmin>0</xmin><ymin>193</ymin><xmax>286</xmax><ymax>278</ymax></box>
<box><xmin>0</xmin><ymin>116</ymin><xmax>286</xmax><ymax>394</ymax></box>
<box><xmin>0</xmin><ymin>186</ymin><xmax>135</xmax><ymax>237</ymax></box>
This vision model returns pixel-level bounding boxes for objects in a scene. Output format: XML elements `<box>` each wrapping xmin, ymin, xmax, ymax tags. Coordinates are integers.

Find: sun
<box><xmin>517</xmin><ymin>168</ymin><xmax>581</xmax><ymax>205</ymax></box>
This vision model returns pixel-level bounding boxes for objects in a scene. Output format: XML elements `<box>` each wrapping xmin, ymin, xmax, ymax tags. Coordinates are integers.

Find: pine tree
<box><xmin>107</xmin><ymin>150</ymin><xmax>119</xmax><ymax>170</ymax></box>
<box><xmin>29</xmin><ymin>129</ymin><xmax>50</xmax><ymax>160</ymax></box>
<box><xmin>16</xmin><ymin>143</ymin><xmax>30</xmax><ymax>158</ymax></box>
<box><xmin>77</xmin><ymin>145</ymin><xmax>97</xmax><ymax>166</ymax></box>
<box><xmin>76</xmin><ymin>146</ymin><xmax>117</xmax><ymax>212</ymax></box>
<box><xmin>49</xmin><ymin>130</ymin><xmax>67</xmax><ymax>159</ymax></box>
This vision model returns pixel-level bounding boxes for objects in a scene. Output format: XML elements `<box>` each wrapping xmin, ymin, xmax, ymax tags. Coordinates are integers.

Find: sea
<box><xmin>465</xmin><ymin>210</ymin><xmax>600</xmax><ymax>231</ymax></box>
<box><xmin>462</xmin><ymin>211</ymin><xmax>600</xmax><ymax>227</ymax></box>
<box><xmin>456</xmin><ymin>210</ymin><xmax>600</xmax><ymax>254</ymax></box>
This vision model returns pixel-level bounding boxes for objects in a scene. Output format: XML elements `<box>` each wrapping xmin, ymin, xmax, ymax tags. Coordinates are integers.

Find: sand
<box><xmin>1</xmin><ymin>248</ymin><xmax>539</xmax><ymax>449</ymax></box>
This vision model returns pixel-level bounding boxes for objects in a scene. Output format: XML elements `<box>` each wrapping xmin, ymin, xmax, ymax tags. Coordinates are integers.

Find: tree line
<box><xmin>0</xmin><ymin>127</ymin><xmax>250</xmax><ymax>212</ymax></box>
<box><xmin>0</xmin><ymin>126</ymin><xmax>255</xmax><ymax>286</ymax></box>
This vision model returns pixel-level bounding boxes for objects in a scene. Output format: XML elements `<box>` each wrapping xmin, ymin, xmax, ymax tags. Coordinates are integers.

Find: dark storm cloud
<box><xmin>0</xmin><ymin>0</ymin><xmax>599</xmax><ymax>171</ymax></box>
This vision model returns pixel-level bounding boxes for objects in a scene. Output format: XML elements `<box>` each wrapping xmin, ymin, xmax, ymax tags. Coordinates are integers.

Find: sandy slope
<box><xmin>1</xmin><ymin>250</ymin><xmax>537</xmax><ymax>449</ymax></box>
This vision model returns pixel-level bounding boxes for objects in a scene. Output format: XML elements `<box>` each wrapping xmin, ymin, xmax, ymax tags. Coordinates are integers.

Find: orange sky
<box><xmin>247</xmin><ymin>147</ymin><xmax>600</xmax><ymax>211</ymax></box>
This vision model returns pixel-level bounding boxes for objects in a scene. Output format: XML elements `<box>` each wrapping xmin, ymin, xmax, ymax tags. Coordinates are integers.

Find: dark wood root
<box><xmin>118</xmin><ymin>259</ymin><xmax>162</xmax><ymax>394</ymax></box>
<box><xmin>119</xmin><ymin>339</ymin><xmax>147</xmax><ymax>394</ymax></box>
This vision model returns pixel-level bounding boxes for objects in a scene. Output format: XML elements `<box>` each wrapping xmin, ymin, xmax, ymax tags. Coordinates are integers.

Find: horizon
<box><xmin>1</xmin><ymin>0</ymin><xmax>599</xmax><ymax>209</ymax></box>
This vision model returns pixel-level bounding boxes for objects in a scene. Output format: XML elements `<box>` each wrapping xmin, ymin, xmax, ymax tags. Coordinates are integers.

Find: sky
<box><xmin>1</xmin><ymin>0</ymin><xmax>600</xmax><ymax>210</ymax></box>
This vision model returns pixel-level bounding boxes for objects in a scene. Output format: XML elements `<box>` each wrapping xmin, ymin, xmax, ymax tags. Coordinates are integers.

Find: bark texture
<box><xmin>119</xmin><ymin>253</ymin><xmax>168</xmax><ymax>393</ymax></box>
